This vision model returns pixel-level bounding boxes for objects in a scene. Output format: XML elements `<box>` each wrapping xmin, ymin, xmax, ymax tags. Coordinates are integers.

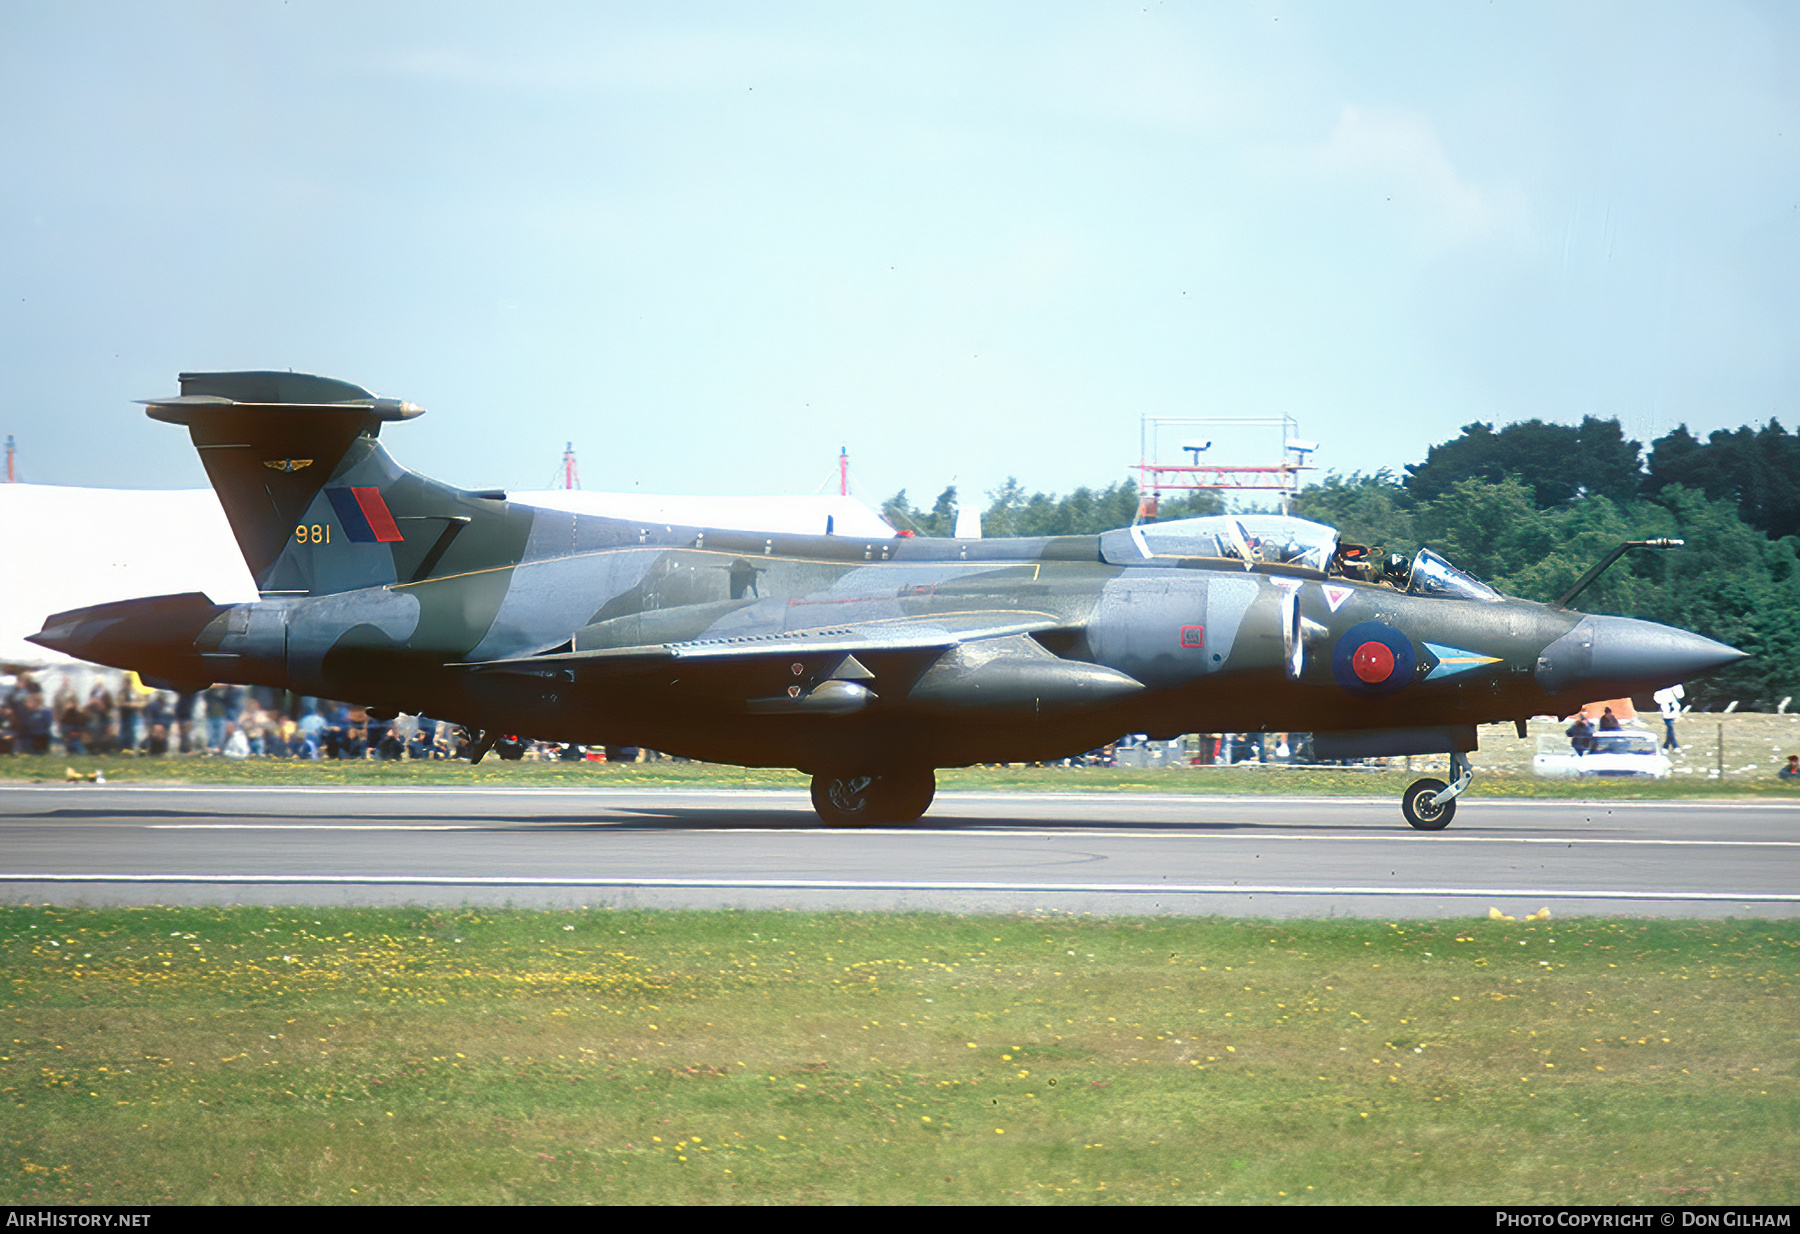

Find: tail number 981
<box><xmin>295</xmin><ymin>524</ymin><xmax>332</xmax><ymax>544</ymax></box>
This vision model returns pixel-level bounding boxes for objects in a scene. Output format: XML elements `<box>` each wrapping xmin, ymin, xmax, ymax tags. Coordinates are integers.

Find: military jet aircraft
<box><xmin>30</xmin><ymin>371</ymin><xmax>1745</xmax><ymax>829</ymax></box>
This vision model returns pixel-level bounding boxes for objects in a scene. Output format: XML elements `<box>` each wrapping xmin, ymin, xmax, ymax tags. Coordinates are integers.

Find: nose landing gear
<box><xmin>1401</xmin><ymin>751</ymin><xmax>1472</xmax><ymax>830</ymax></box>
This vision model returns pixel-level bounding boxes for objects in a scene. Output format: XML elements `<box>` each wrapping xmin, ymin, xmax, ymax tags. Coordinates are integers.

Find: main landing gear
<box><xmin>809</xmin><ymin>770</ymin><xmax>937</xmax><ymax>827</ymax></box>
<box><xmin>1401</xmin><ymin>751</ymin><xmax>1473</xmax><ymax>831</ymax></box>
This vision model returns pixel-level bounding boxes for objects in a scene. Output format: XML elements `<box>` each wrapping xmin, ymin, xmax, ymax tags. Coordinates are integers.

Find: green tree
<box><xmin>1644</xmin><ymin>420</ymin><xmax>1800</xmax><ymax>539</ymax></box>
<box><xmin>1291</xmin><ymin>472</ymin><xmax>1417</xmax><ymax>556</ymax></box>
<box><xmin>1405</xmin><ymin>417</ymin><xmax>1644</xmax><ymax>507</ymax></box>
<box><xmin>881</xmin><ymin>486</ymin><xmax>960</xmax><ymax>537</ymax></box>
<box><xmin>982</xmin><ymin>478</ymin><xmax>1166</xmax><ymax>537</ymax></box>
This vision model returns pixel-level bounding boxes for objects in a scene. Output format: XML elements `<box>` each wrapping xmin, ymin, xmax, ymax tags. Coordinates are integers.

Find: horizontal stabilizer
<box><xmin>141</xmin><ymin>371</ymin><xmax>423</xmax><ymax>426</ymax></box>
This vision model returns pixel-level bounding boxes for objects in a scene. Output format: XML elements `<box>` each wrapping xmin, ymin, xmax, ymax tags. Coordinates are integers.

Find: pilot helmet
<box><xmin>1382</xmin><ymin>552</ymin><xmax>1410</xmax><ymax>582</ymax></box>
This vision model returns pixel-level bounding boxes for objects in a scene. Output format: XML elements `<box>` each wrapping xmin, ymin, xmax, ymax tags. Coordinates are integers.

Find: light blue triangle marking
<box><xmin>1424</xmin><ymin>642</ymin><xmax>1503</xmax><ymax>680</ymax></box>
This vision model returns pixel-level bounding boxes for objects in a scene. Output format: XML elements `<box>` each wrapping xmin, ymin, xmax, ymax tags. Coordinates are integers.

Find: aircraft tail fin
<box><xmin>146</xmin><ymin>371</ymin><xmax>529</xmax><ymax>596</ymax></box>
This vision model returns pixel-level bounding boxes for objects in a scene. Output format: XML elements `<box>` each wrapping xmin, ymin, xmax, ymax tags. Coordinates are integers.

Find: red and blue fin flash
<box><xmin>324</xmin><ymin>486</ymin><xmax>405</xmax><ymax>543</ymax></box>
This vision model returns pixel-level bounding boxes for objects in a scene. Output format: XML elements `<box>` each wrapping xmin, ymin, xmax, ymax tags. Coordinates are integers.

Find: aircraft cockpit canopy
<box><xmin>1099</xmin><ymin>515</ymin><xmax>1339</xmax><ymax>571</ymax></box>
<box><xmin>1405</xmin><ymin>548</ymin><xmax>1501</xmax><ymax>602</ymax></box>
<box><xmin>1101</xmin><ymin>514</ymin><xmax>1504</xmax><ymax>601</ymax></box>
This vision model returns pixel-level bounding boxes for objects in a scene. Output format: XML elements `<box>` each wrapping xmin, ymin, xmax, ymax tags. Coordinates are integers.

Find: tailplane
<box><xmin>146</xmin><ymin>371</ymin><xmax>528</xmax><ymax>595</ymax></box>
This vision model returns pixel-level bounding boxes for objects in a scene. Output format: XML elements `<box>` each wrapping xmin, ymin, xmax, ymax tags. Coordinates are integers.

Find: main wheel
<box><xmin>809</xmin><ymin>771</ymin><xmax>937</xmax><ymax>827</ymax></box>
<box><xmin>1401</xmin><ymin>777</ymin><xmax>1455</xmax><ymax>830</ymax></box>
<box><xmin>874</xmin><ymin>769</ymin><xmax>936</xmax><ymax>822</ymax></box>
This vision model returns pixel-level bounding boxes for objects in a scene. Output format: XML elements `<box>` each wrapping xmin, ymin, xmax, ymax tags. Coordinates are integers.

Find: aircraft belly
<box><xmin>519</xmin><ymin>708</ymin><xmax>1133</xmax><ymax>773</ymax></box>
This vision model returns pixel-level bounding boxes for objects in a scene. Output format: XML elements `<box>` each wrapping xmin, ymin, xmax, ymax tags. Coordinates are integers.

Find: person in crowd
<box><xmin>221</xmin><ymin>723</ymin><xmax>250</xmax><ymax>759</ymax></box>
<box><xmin>366</xmin><ymin>712</ymin><xmax>395</xmax><ymax>759</ymax></box>
<box><xmin>1655</xmin><ymin>684</ymin><xmax>1685</xmax><ymax>750</ymax></box>
<box><xmin>58</xmin><ymin>693</ymin><xmax>87</xmax><ymax>756</ymax></box>
<box><xmin>85</xmin><ymin>685</ymin><xmax>115</xmax><ymax>755</ymax></box>
<box><xmin>117</xmin><ymin>675</ymin><xmax>145</xmax><ymax>751</ymax></box>
<box><xmin>1566</xmin><ymin>713</ymin><xmax>1595</xmax><ymax>755</ymax></box>
<box><xmin>203</xmin><ymin>686</ymin><xmax>230</xmax><ymax>753</ymax></box>
<box><xmin>20</xmin><ymin>693</ymin><xmax>53</xmax><ymax>755</ymax></box>
<box><xmin>378</xmin><ymin>721</ymin><xmax>405</xmax><ymax>760</ymax></box>
<box><xmin>275</xmin><ymin>713</ymin><xmax>298</xmax><ymax>758</ymax></box>
<box><xmin>296</xmin><ymin>707</ymin><xmax>325</xmax><ymax>760</ymax></box>
<box><xmin>143</xmin><ymin>693</ymin><xmax>171</xmax><ymax>753</ymax></box>
<box><xmin>1780</xmin><ymin>755</ymin><xmax>1800</xmax><ymax>782</ymax></box>
<box><xmin>239</xmin><ymin>698</ymin><xmax>268</xmax><ymax>757</ymax></box>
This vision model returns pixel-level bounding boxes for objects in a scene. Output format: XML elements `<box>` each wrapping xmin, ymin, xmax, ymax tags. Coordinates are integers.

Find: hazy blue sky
<box><xmin>3</xmin><ymin>1</ymin><xmax>1796</xmax><ymax>510</ymax></box>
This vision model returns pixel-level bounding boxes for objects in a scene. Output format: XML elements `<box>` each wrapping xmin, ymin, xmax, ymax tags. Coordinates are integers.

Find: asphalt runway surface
<box><xmin>0</xmin><ymin>783</ymin><xmax>1796</xmax><ymax>918</ymax></box>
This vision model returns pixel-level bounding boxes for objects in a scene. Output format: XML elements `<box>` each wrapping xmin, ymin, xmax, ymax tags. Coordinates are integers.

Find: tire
<box><xmin>810</xmin><ymin>771</ymin><xmax>937</xmax><ymax>827</ymax></box>
<box><xmin>1401</xmin><ymin>777</ymin><xmax>1455</xmax><ymax>830</ymax></box>
<box><xmin>875</xmin><ymin>769</ymin><xmax>936</xmax><ymax>822</ymax></box>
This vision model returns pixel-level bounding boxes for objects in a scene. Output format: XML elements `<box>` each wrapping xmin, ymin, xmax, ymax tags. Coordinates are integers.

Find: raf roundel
<box><xmin>1331</xmin><ymin>621</ymin><xmax>1417</xmax><ymax>695</ymax></box>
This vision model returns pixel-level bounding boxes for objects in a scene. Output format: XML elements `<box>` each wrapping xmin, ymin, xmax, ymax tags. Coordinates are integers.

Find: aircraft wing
<box><xmin>457</xmin><ymin>612</ymin><xmax>1065</xmax><ymax>679</ymax></box>
<box><xmin>453</xmin><ymin>607</ymin><xmax>1141</xmax><ymax>718</ymax></box>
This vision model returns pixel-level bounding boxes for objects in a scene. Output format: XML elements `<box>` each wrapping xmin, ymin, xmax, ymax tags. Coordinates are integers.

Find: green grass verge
<box><xmin>7</xmin><ymin>752</ymin><xmax>1800</xmax><ymax>800</ymax></box>
<box><xmin>2</xmin><ymin>907</ymin><xmax>1794</xmax><ymax>1204</ymax></box>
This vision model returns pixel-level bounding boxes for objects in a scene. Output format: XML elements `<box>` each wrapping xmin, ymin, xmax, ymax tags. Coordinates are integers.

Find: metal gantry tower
<box><xmin>1135</xmin><ymin>415</ymin><xmax>1316</xmax><ymax>519</ymax></box>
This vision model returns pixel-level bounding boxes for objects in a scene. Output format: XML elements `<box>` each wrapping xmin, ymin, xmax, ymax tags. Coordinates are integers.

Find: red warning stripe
<box><xmin>350</xmin><ymin>487</ymin><xmax>405</xmax><ymax>542</ymax></box>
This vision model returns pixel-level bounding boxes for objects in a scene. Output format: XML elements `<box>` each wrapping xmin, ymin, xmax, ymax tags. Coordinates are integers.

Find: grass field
<box><xmin>2</xmin><ymin>906</ymin><xmax>1795</xmax><ymax>1205</ymax></box>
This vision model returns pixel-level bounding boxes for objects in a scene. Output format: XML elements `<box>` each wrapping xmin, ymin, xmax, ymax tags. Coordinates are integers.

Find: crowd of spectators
<box><xmin>0</xmin><ymin>670</ymin><xmax>471</xmax><ymax>761</ymax></box>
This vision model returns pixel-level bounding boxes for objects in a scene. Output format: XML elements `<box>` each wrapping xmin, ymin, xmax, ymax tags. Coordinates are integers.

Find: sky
<box><xmin>2</xmin><ymin>0</ymin><xmax>1797</xmax><ymax>512</ymax></box>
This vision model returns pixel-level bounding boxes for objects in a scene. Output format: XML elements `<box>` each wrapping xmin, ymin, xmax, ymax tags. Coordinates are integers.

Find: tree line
<box><xmin>887</xmin><ymin>416</ymin><xmax>1800</xmax><ymax>709</ymax></box>
<box><xmin>882</xmin><ymin>480</ymin><xmax>1220</xmax><ymax>539</ymax></box>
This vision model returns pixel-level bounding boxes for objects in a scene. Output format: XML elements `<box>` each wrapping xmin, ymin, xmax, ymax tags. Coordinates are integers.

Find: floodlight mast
<box><xmin>1135</xmin><ymin>415</ymin><xmax>1316</xmax><ymax>520</ymax></box>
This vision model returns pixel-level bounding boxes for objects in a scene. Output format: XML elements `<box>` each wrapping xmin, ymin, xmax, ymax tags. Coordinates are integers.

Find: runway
<box><xmin>1</xmin><ymin>783</ymin><xmax>1796</xmax><ymax>918</ymax></box>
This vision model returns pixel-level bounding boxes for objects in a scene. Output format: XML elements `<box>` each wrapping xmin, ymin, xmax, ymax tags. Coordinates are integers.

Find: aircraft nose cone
<box><xmin>1536</xmin><ymin>615</ymin><xmax>1746</xmax><ymax>695</ymax></box>
<box><xmin>1587</xmin><ymin>615</ymin><xmax>1746</xmax><ymax>682</ymax></box>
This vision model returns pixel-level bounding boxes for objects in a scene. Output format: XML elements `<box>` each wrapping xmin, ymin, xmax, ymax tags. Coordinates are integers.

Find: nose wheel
<box><xmin>810</xmin><ymin>770</ymin><xmax>936</xmax><ymax>827</ymax></box>
<box><xmin>1401</xmin><ymin>751</ymin><xmax>1472</xmax><ymax>831</ymax></box>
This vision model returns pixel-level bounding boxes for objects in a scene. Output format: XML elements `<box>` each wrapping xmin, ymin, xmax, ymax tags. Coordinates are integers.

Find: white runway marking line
<box><xmin>125</xmin><ymin>823</ymin><xmax>1800</xmax><ymax>848</ymax></box>
<box><xmin>1</xmin><ymin>873</ymin><xmax>1796</xmax><ymax>902</ymax></box>
<box><xmin>143</xmin><ymin>824</ymin><xmax>484</xmax><ymax>831</ymax></box>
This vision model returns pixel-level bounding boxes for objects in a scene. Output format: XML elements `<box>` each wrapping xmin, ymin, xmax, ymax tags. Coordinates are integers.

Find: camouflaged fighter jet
<box><xmin>30</xmin><ymin>371</ymin><xmax>1745</xmax><ymax>829</ymax></box>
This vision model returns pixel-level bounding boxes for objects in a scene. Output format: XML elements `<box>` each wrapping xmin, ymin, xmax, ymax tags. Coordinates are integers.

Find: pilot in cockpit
<box><xmin>1331</xmin><ymin>542</ymin><xmax>1375</xmax><ymax>582</ymax></box>
<box><xmin>1380</xmin><ymin>552</ymin><xmax>1413</xmax><ymax>590</ymax></box>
